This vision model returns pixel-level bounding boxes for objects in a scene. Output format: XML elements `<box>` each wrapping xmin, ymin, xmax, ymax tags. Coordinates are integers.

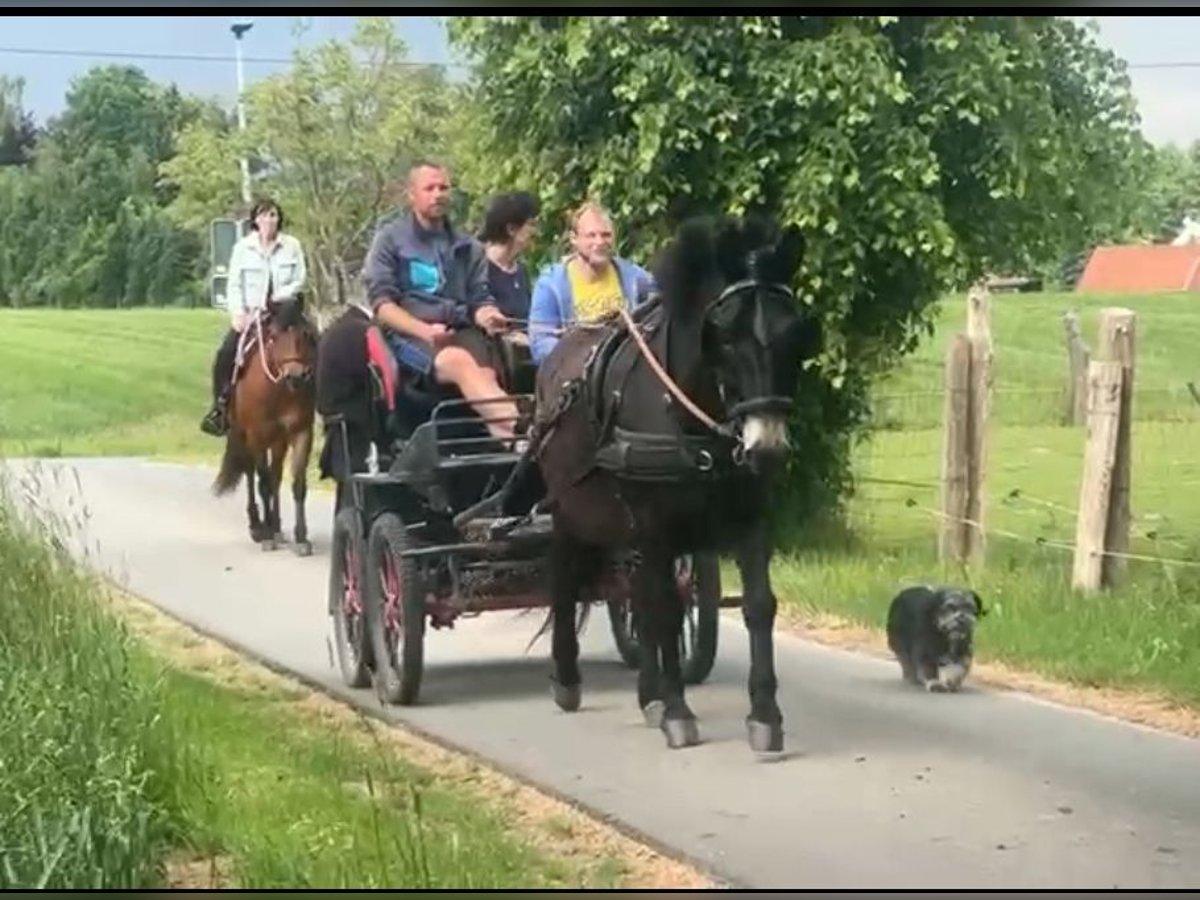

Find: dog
<box><xmin>886</xmin><ymin>585</ymin><xmax>985</xmax><ymax>693</ymax></box>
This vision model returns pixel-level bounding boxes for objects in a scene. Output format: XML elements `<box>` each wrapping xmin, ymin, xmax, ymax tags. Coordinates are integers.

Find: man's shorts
<box><xmin>384</xmin><ymin>327</ymin><xmax>510</xmax><ymax>387</ymax></box>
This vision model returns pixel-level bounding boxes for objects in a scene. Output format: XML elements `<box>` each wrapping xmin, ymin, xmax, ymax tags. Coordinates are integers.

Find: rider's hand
<box><xmin>473</xmin><ymin>304</ymin><xmax>508</xmax><ymax>337</ymax></box>
<box><xmin>504</xmin><ymin>331</ymin><xmax>530</xmax><ymax>348</ymax></box>
<box><xmin>231</xmin><ymin>312</ymin><xmax>248</xmax><ymax>332</ymax></box>
<box><xmin>425</xmin><ymin>322</ymin><xmax>450</xmax><ymax>346</ymax></box>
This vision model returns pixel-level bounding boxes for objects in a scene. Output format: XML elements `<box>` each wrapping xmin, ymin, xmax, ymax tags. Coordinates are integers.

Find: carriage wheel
<box><xmin>606</xmin><ymin>552</ymin><xmax>721</xmax><ymax>686</ymax></box>
<box><xmin>329</xmin><ymin>506</ymin><xmax>372</xmax><ymax>688</ymax></box>
<box><xmin>364</xmin><ymin>512</ymin><xmax>426</xmax><ymax>706</ymax></box>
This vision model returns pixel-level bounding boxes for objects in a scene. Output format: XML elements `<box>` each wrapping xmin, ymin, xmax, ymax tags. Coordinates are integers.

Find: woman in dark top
<box><xmin>479</xmin><ymin>191</ymin><xmax>540</xmax><ymax>323</ymax></box>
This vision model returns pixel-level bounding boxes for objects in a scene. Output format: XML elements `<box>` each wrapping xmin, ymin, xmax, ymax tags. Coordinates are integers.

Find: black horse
<box><xmin>528</xmin><ymin>213</ymin><xmax>823</xmax><ymax>753</ymax></box>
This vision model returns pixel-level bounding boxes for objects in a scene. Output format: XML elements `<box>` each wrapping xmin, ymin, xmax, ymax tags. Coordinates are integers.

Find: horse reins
<box><xmin>615</xmin><ymin>305</ymin><xmax>729</xmax><ymax>437</ymax></box>
<box><xmin>614</xmin><ymin>278</ymin><xmax>794</xmax><ymax>439</ymax></box>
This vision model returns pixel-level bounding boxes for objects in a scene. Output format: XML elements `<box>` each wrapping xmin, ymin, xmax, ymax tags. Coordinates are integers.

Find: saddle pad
<box><xmin>364</xmin><ymin>325</ymin><xmax>400</xmax><ymax>412</ymax></box>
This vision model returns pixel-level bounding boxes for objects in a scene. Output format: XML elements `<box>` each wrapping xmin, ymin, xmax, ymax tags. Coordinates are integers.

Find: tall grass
<box><xmin>0</xmin><ymin>470</ymin><xmax>189</xmax><ymax>888</ymax></box>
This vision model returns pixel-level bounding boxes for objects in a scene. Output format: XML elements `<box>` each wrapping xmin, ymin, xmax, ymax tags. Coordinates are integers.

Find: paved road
<box><xmin>5</xmin><ymin>456</ymin><xmax>1200</xmax><ymax>889</ymax></box>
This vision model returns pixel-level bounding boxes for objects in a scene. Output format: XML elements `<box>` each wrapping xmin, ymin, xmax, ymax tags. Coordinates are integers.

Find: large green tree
<box><xmin>448</xmin><ymin>14</ymin><xmax>1149</xmax><ymax>526</ymax></box>
<box><xmin>0</xmin><ymin>65</ymin><xmax>215</xmax><ymax>308</ymax></box>
<box><xmin>161</xmin><ymin>17</ymin><xmax>458</xmax><ymax>310</ymax></box>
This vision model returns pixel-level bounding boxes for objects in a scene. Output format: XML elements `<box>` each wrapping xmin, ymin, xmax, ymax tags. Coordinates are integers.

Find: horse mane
<box><xmin>272</xmin><ymin>296</ymin><xmax>309</xmax><ymax>332</ymax></box>
<box><xmin>651</xmin><ymin>213</ymin><xmax>807</xmax><ymax>316</ymax></box>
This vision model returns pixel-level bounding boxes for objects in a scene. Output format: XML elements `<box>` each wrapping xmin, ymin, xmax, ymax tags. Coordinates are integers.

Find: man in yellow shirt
<box><xmin>528</xmin><ymin>202</ymin><xmax>656</xmax><ymax>365</ymax></box>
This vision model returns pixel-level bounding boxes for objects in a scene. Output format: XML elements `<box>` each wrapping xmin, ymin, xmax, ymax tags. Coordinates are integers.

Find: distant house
<box><xmin>1076</xmin><ymin>241</ymin><xmax>1200</xmax><ymax>293</ymax></box>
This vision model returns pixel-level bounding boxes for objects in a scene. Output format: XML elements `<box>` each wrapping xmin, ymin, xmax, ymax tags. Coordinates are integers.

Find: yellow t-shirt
<box><xmin>568</xmin><ymin>259</ymin><xmax>624</xmax><ymax>322</ymax></box>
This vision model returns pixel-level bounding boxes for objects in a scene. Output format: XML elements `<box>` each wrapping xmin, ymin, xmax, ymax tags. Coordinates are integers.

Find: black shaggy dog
<box><xmin>886</xmin><ymin>585</ymin><xmax>985</xmax><ymax>692</ymax></box>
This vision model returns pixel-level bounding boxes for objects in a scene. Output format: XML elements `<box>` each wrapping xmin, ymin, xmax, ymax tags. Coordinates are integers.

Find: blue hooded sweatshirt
<box><xmin>528</xmin><ymin>256</ymin><xmax>656</xmax><ymax>365</ymax></box>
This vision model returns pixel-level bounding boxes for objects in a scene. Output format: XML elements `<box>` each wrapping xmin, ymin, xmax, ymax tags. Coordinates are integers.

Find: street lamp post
<box><xmin>231</xmin><ymin>18</ymin><xmax>254</xmax><ymax>208</ymax></box>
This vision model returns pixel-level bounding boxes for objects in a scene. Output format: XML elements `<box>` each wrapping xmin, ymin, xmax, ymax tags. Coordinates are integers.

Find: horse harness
<box><xmin>530</xmin><ymin>276</ymin><xmax>792</xmax><ymax>486</ymax></box>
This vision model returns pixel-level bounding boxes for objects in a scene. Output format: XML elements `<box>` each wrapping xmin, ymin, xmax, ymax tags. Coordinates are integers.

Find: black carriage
<box><xmin>317</xmin><ymin>311</ymin><xmax>727</xmax><ymax>706</ymax></box>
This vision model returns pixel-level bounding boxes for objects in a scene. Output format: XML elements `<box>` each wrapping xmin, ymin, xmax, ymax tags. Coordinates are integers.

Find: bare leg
<box><xmin>434</xmin><ymin>346</ymin><xmax>521</xmax><ymax>442</ymax></box>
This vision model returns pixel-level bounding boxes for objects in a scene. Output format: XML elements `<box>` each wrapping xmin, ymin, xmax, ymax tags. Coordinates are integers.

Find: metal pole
<box><xmin>231</xmin><ymin>20</ymin><xmax>254</xmax><ymax>207</ymax></box>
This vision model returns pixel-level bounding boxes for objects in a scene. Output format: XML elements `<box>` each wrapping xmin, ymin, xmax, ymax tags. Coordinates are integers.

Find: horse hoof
<box><xmin>294</xmin><ymin>541</ymin><xmax>313</xmax><ymax>557</ymax></box>
<box><xmin>641</xmin><ymin>700</ymin><xmax>665</xmax><ymax>728</ymax></box>
<box><xmin>261</xmin><ymin>538</ymin><xmax>278</xmax><ymax>552</ymax></box>
<box><xmin>662</xmin><ymin>717</ymin><xmax>700</xmax><ymax>749</ymax></box>
<box><xmin>551</xmin><ymin>681</ymin><xmax>581</xmax><ymax>712</ymax></box>
<box><xmin>747</xmin><ymin>718</ymin><xmax>784</xmax><ymax>754</ymax></box>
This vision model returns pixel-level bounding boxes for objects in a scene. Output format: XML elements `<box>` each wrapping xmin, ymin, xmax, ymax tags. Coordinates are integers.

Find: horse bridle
<box><xmin>616</xmin><ymin>277</ymin><xmax>797</xmax><ymax>441</ymax></box>
<box><xmin>252</xmin><ymin>307</ymin><xmax>313</xmax><ymax>385</ymax></box>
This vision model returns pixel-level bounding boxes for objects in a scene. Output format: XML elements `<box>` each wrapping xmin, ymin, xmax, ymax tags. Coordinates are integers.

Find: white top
<box><xmin>226</xmin><ymin>231</ymin><xmax>308</xmax><ymax>325</ymax></box>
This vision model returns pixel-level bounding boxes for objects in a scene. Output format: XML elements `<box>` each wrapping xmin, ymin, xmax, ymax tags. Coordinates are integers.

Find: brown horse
<box><xmin>212</xmin><ymin>296</ymin><xmax>319</xmax><ymax>555</ymax></box>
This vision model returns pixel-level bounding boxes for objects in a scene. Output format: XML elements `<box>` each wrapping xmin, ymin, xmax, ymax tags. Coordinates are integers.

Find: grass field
<box><xmin>0</xmin><ymin>475</ymin><xmax>650</xmax><ymax>889</ymax></box>
<box><xmin>1</xmin><ymin>294</ymin><xmax>1199</xmax><ymax>713</ymax></box>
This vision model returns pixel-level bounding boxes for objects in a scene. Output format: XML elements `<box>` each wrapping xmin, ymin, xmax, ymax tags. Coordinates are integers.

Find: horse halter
<box><xmin>703</xmin><ymin>276</ymin><xmax>798</xmax><ymax>421</ymax></box>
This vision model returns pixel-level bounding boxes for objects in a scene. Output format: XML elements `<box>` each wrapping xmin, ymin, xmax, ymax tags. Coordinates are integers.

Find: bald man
<box><xmin>362</xmin><ymin>160</ymin><xmax>521</xmax><ymax>446</ymax></box>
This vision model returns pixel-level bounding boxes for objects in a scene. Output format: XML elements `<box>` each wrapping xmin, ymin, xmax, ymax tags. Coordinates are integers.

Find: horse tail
<box><xmin>213</xmin><ymin>432</ymin><xmax>249</xmax><ymax>496</ymax></box>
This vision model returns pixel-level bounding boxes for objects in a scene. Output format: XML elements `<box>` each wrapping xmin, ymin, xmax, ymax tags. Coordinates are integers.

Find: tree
<box><xmin>0</xmin><ymin>65</ymin><xmax>214</xmax><ymax>308</ymax></box>
<box><xmin>448</xmin><ymin>14</ymin><xmax>1148</xmax><ymax>527</ymax></box>
<box><xmin>161</xmin><ymin>17</ymin><xmax>458</xmax><ymax>310</ymax></box>
<box><xmin>0</xmin><ymin>76</ymin><xmax>39</xmax><ymax>167</ymax></box>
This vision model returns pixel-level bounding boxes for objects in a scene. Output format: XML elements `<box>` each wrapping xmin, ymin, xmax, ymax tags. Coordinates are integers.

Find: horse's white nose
<box><xmin>741</xmin><ymin>414</ymin><xmax>790</xmax><ymax>454</ymax></box>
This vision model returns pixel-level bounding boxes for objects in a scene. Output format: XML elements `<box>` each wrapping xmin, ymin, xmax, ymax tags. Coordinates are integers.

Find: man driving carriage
<box><xmin>201</xmin><ymin>197</ymin><xmax>309</xmax><ymax>437</ymax></box>
<box><xmin>362</xmin><ymin>159</ymin><xmax>524</xmax><ymax>448</ymax></box>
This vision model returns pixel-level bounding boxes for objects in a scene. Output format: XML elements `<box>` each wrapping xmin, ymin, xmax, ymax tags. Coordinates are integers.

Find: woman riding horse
<box><xmin>201</xmin><ymin>197</ymin><xmax>309</xmax><ymax>437</ymax></box>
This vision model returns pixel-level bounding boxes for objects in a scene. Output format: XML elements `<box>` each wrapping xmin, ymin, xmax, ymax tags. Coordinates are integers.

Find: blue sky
<box><xmin>2</xmin><ymin>15</ymin><xmax>1199</xmax><ymax>147</ymax></box>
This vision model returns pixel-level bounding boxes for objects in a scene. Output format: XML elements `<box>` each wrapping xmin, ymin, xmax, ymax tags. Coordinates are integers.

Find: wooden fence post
<box><xmin>939</xmin><ymin>333</ymin><xmax>972</xmax><ymax>564</ymax></box>
<box><xmin>1098</xmin><ymin>307</ymin><xmax>1136</xmax><ymax>586</ymax></box>
<box><xmin>1063</xmin><ymin>309</ymin><xmax>1090</xmax><ymax>426</ymax></box>
<box><xmin>965</xmin><ymin>284</ymin><xmax>993</xmax><ymax>565</ymax></box>
<box><xmin>1072</xmin><ymin>361</ymin><xmax>1125</xmax><ymax>591</ymax></box>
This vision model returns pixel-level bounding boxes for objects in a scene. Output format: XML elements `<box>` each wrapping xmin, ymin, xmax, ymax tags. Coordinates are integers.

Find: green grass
<box><xmin>0</xmin><ymin>475</ymin><xmax>189</xmax><ymax>888</ymax></box>
<box><xmin>156</xmin><ymin>666</ymin><xmax>613</xmax><ymax>889</ymax></box>
<box><xmin>868</xmin><ymin>289</ymin><xmax>1200</xmax><ymax>429</ymax></box>
<box><xmin>0</xmin><ymin>470</ymin><xmax>621</xmax><ymax>889</ymax></box>
<box><xmin>0</xmin><ymin>308</ymin><xmax>226</xmax><ymax>460</ymax></box>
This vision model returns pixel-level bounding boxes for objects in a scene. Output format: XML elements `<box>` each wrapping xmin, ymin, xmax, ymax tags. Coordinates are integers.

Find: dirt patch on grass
<box><xmin>161</xmin><ymin>851</ymin><xmax>237</xmax><ymax>889</ymax></box>
<box><xmin>777</xmin><ymin>606</ymin><xmax>1200</xmax><ymax>739</ymax></box>
<box><xmin>106</xmin><ymin>588</ymin><xmax>714</xmax><ymax>890</ymax></box>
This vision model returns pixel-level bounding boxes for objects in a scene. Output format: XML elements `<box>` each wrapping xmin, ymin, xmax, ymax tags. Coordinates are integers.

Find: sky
<box><xmin>2</xmin><ymin>15</ymin><xmax>1200</xmax><ymax>147</ymax></box>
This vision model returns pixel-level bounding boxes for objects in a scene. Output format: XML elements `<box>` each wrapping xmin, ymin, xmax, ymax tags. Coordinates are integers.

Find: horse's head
<box><xmin>262</xmin><ymin>296</ymin><xmax>317</xmax><ymax>390</ymax></box>
<box><xmin>654</xmin><ymin>214</ymin><xmax>822</xmax><ymax>465</ymax></box>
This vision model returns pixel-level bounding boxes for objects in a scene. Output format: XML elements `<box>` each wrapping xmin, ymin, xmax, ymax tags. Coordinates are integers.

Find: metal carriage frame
<box><xmin>324</xmin><ymin>337</ymin><xmax>728</xmax><ymax>707</ymax></box>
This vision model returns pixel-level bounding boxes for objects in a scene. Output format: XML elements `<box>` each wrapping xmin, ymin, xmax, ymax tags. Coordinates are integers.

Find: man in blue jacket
<box><xmin>527</xmin><ymin>202</ymin><xmax>656</xmax><ymax>366</ymax></box>
<box><xmin>362</xmin><ymin>160</ymin><xmax>522</xmax><ymax>446</ymax></box>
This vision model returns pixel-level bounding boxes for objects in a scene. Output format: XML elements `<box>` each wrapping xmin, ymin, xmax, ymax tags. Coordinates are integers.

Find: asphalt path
<box><xmin>5</xmin><ymin>456</ymin><xmax>1199</xmax><ymax>889</ymax></box>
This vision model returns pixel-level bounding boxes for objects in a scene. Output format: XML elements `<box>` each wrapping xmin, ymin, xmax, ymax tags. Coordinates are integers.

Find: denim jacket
<box><xmin>226</xmin><ymin>232</ymin><xmax>307</xmax><ymax>325</ymax></box>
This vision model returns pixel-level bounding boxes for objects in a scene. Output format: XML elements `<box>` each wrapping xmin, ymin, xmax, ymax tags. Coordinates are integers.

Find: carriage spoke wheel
<box><xmin>365</xmin><ymin>512</ymin><xmax>426</xmax><ymax>706</ymax></box>
<box><xmin>607</xmin><ymin>552</ymin><xmax>721</xmax><ymax>686</ymax></box>
<box><xmin>330</xmin><ymin>507</ymin><xmax>372</xmax><ymax>688</ymax></box>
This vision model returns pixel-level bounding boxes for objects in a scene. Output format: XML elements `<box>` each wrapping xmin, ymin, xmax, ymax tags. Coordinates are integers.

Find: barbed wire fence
<box><xmin>836</xmin><ymin>288</ymin><xmax>1200</xmax><ymax>589</ymax></box>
